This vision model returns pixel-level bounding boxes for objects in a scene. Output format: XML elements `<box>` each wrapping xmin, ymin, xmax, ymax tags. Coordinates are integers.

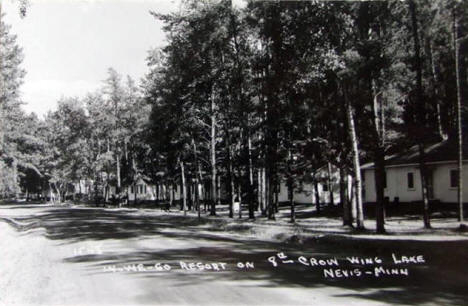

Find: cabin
<box><xmin>126</xmin><ymin>177</ymin><xmax>157</xmax><ymax>201</ymax></box>
<box><xmin>277</xmin><ymin>164</ymin><xmax>344</xmax><ymax>205</ymax></box>
<box><xmin>361</xmin><ymin>139</ymin><xmax>468</xmax><ymax>204</ymax></box>
<box><xmin>69</xmin><ymin>176</ymin><xmax>160</xmax><ymax>203</ymax></box>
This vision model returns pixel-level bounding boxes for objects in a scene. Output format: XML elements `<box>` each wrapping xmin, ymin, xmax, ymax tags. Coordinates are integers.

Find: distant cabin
<box><xmin>127</xmin><ymin>177</ymin><xmax>156</xmax><ymax>201</ymax></box>
<box><xmin>277</xmin><ymin>164</ymin><xmax>346</xmax><ymax>205</ymax></box>
<box><xmin>361</xmin><ymin>140</ymin><xmax>468</xmax><ymax>204</ymax></box>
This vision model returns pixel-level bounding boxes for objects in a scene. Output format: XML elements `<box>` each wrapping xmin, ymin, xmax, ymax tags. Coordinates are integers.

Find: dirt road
<box><xmin>1</xmin><ymin>204</ymin><xmax>467</xmax><ymax>305</ymax></box>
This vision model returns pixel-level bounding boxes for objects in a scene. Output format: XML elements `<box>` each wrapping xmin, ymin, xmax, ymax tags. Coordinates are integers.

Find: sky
<box><xmin>2</xmin><ymin>0</ymin><xmax>183</xmax><ymax>117</ymax></box>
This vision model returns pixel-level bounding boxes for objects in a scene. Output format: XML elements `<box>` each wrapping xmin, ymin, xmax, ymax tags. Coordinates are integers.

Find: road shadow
<box><xmin>2</xmin><ymin>206</ymin><xmax>468</xmax><ymax>305</ymax></box>
<box><xmin>71</xmin><ymin>236</ymin><xmax>467</xmax><ymax>306</ymax></box>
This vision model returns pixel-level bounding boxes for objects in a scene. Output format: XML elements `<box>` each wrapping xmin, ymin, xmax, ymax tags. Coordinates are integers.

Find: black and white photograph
<box><xmin>0</xmin><ymin>0</ymin><xmax>467</xmax><ymax>305</ymax></box>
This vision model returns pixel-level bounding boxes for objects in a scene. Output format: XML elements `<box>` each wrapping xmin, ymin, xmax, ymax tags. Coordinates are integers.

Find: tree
<box><xmin>41</xmin><ymin>98</ymin><xmax>90</xmax><ymax>203</ymax></box>
<box><xmin>0</xmin><ymin>10</ymin><xmax>44</xmax><ymax>198</ymax></box>
<box><xmin>449</xmin><ymin>0</ymin><xmax>467</xmax><ymax>223</ymax></box>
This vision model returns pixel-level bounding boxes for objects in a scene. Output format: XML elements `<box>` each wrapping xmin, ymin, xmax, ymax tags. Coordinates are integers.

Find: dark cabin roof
<box><xmin>361</xmin><ymin>139</ymin><xmax>468</xmax><ymax>169</ymax></box>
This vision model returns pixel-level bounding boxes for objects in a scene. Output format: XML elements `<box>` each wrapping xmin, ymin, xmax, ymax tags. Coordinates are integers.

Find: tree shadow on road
<box><xmin>2</xmin><ymin>206</ymin><xmax>468</xmax><ymax>305</ymax></box>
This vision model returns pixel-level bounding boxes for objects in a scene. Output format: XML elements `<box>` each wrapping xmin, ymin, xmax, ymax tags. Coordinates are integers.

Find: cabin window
<box><xmin>144</xmin><ymin>185</ymin><xmax>147</xmax><ymax>194</ymax></box>
<box><xmin>407</xmin><ymin>172</ymin><xmax>414</xmax><ymax>189</ymax></box>
<box><xmin>450</xmin><ymin>170</ymin><xmax>459</xmax><ymax>188</ymax></box>
<box><xmin>131</xmin><ymin>186</ymin><xmax>134</xmax><ymax>194</ymax></box>
<box><xmin>322</xmin><ymin>183</ymin><xmax>328</xmax><ymax>192</ymax></box>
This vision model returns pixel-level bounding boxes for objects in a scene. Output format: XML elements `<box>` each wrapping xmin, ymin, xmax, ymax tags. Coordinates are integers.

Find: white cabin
<box><xmin>277</xmin><ymin>164</ymin><xmax>344</xmax><ymax>204</ymax></box>
<box><xmin>126</xmin><ymin>177</ymin><xmax>156</xmax><ymax>201</ymax></box>
<box><xmin>362</xmin><ymin>140</ymin><xmax>468</xmax><ymax>204</ymax></box>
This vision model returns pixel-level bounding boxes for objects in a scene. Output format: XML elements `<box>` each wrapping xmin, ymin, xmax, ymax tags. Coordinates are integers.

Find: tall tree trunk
<box><xmin>97</xmin><ymin>172</ymin><xmax>102</xmax><ymax>205</ymax></box>
<box><xmin>225</xmin><ymin>127</ymin><xmax>235</xmax><ymax>218</ymax></box>
<box><xmin>132</xmin><ymin>154</ymin><xmax>137</xmax><ymax>206</ymax></box>
<box><xmin>327</xmin><ymin>162</ymin><xmax>334</xmax><ymax>206</ymax></box>
<box><xmin>349</xmin><ymin>177</ymin><xmax>357</xmax><ymax>222</ymax></box>
<box><xmin>0</xmin><ymin>2</ymin><xmax>3</xmax><ymax>154</ymax></box>
<box><xmin>409</xmin><ymin>0</ymin><xmax>431</xmax><ymax>229</ymax></box>
<box><xmin>195</xmin><ymin>176</ymin><xmax>200</xmax><ymax>220</ymax></box>
<box><xmin>288</xmin><ymin>150</ymin><xmax>295</xmax><ymax>223</ymax></box>
<box><xmin>181</xmin><ymin>161</ymin><xmax>187</xmax><ymax>216</ymax></box>
<box><xmin>313</xmin><ymin>175</ymin><xmax>321</xmax><ymax>215</ymax></box>
<box><xmin>204</xmin><ymin>182</ymin><xmax>209</xmax><ymax>212</ymax></box>
<box><xmin>261</xmin><ymin>168</ymin><xmax>267</xmax><ymax>216</ymax></box>
<box><xmin>188</xmin><ymin>177</ymin><xmax>193</xmax><ymax>211</ymax></box>
<box><xmin>217</xmin><ymin>174</ymin><xmax>221</xmax><ymax>206</ymax></box>
<box><xmin>429</xmin><ymin>41</ymin><xmax>446</xmax><ymax>140</ymax></box>
<box><xmin>264</xmin><ymin>82</ymin><xmax>276</xmax><ymax>221</ymax></box>
<box><xmin>247</xmin><ymin>132</ymin><xmax>255</xmax><ymax>219</ymax></box>
<box><xmin>192</xmin><ymin>139</ymin><xmax>202</xmax><ymax>218</ymax></box>
<box><xmin>124</xmin><ymin>141</ymin><xmax>129</xmax><ymax>203</ymax></box>
<box><xmin>12</xmin><ymin>158</ymin><xmax>18</xmax><ymax>198</ymax></box>
<box><xmin>344</xmin><ymin>83</ymin><xmax>364</xmax><ymax>229</ymax></box>
<box><xmin>192</xmin><ymin>139</ymin><xmax>205</xmax><ymax>213</ymax></box>
<box><xmin>116</xmin><ymin>150</ymin><xmax>121</xmax><ymax>195</ymax></box>
<box><xmin>257</xmin><ymin>169</ymin><xmax>262</xmax><ymax>212</ymax></box>
<box><xmin>274</xmin><ymin>177</ymin><xmax>279</xmax><ymax>213</ymax></box>
<box><xmin>210</xmin><ymin>87</ymin><xmax>217</xmax><ymax>216</ymax></box>
<box><xmin>267</xmin><ymin>174</ymin><xmax>275</xmax><ymax>220</ymax></box>
<box><xmin>374</xmin><ymin>147</ymin><xmax>386</xmax><ymax>233</ymax></box>
<box><xmin>418</xmin><ymin>144</ymin><xmax>431</xmax><ymax>228</ymax></box>
<box><xmin>340</xmin><ymin>166</ymin><xmax>352</xmax><ymax>226</ymax></box>
<box><xmin>372</xmin><ymin>82</ymin><xmax>386</xmax><ymax>234</ymax></box>
<box><xmin>229</xmin><ymin>163</ymin><xmax>235</xmax><ymax>219</ymax></box>
<box><xmin>105</xmin><ymin>179</ymin><xmax>109</xmax><ymax>203</ymax></box>
<box><xmin>454</xmin><ymin>12</ymin><xmax>464</xmax><ymax>223</ymax></box>
<box><xmin>235</xmin><ymin>166</ymin><xmax>243</xmax><ymax>219</ymax></box>
<box><xmin>289</xmin><ymin>179</ymin><xmax>295</xmax><ymax>223</ymax></box>
<box><xmin>266</xmin><ymin>167</ymin><xmax>273</xmax><ymax>219</ymax></box>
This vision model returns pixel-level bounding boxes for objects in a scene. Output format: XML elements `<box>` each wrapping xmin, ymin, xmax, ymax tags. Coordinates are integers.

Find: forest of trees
<box><xmin>0</xmin><ymin>0</ymin><xmax>466</xmax><ymax>233</ymax></box>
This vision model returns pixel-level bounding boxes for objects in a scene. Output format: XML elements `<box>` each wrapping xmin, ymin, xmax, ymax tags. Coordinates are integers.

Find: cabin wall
<box><xmin>432</xmin><ymin>163</ymin><xmax>468</xmax><ymax>203</ymax></box>
<box><xmin>363</xmin><ymin>162</ymin><xmax>468</xmax><ymax>203</ymax></box>
<box><xmin>363</xmin><ymin>167</ymin><xmax>422</xmax><ymax>203</ymax></box>
<box><xmin>278</xmin><ymin>181</ymin><xmax>314</xmax><ymax>204</ymax></box>
<box><xmin>277</xmin><ymin>174</ymin><xmax>342</xmax><ymax>205</ymax></box>
<box><xmin>126</xmin><ymin>180</ymin><xmax>156</xmax><ymax>201</ymax></box>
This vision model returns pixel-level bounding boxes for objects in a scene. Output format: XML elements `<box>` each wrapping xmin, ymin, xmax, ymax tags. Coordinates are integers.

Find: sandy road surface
<box><xmin>0</xmin><ymin>214</ymin><xmax>352</xmax><ymax>306</ymax></box>
<box><xmin>1</xmin><ymin>204</ymin><xmax>467</xmax><ymax>305</ymax></box>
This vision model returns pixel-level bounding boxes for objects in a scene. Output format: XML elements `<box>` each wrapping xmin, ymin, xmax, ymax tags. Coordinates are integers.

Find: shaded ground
<box><xmin>1</xmin><ymin>203</ymin><xmax>467</xmax><ymax>305</ymax></box>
